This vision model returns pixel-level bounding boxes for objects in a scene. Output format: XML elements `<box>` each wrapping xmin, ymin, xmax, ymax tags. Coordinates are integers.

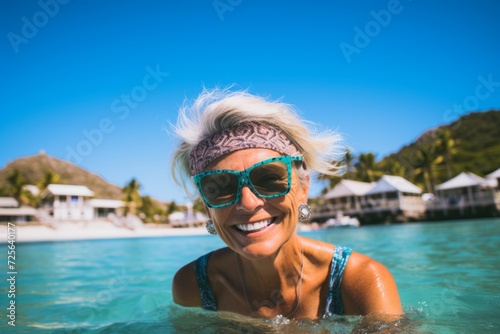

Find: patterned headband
<box><xmin>189</xmin><ymin>122</ymin><xmax>301</xmax><ymax>175</ymax></box>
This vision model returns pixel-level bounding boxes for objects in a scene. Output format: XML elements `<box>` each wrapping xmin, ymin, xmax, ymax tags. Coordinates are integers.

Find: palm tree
<box><xmin>37</xmin><ymin>171</ymin><xmax>60</xmax><ymax>192</ymax></box>
<box><xmin>436</xmin><ymin>129</ymin><xmax>459</xmax><ymax>180</ymax></box>
<box><xmin>389</xmin><ymin>160</ymin><xmax>407</xmax><ymax>178</ymax></box>
<box><xmin>344</xmin><ymin>149</ymin><xmax>354</xmax><ymax>179</ymax></box>
<box><xmin>26</xmin><ymin>171</ymin><xmax>61</xmax><ymax>208</ymax></box>
<box><xmin>139</xmin><ymin>195</ymin><xmax>157</xmax><ymax>223</ymax></box>
<box><xmin>122</xmin><ymin>178</ymin><xmax>142</xmax><ymax>215</ymax></box>
<box><xmin>412</xmin><ymin>144</ymin><xmax>443</xmax><ymax>193</ymax></box>
<box><xmin>354</xmin><ymin>152</ymin><xmax>382</xmax><ymax>182</ymax></box>
<box><xmin>6</xmin><ymin>169</ymin><xmax>29</xmax><ymax>207</ymax></box>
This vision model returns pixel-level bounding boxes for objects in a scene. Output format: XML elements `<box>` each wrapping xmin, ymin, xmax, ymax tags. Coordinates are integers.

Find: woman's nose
<box><xmin>235</xmin><ymin>185</ymin><xmax>264</xmax><ymax>212</ymax></box>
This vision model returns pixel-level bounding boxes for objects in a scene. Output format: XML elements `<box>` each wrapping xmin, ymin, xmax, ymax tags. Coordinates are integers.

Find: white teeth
<box><xmin>236</xmin><ymin>219</ymin><xmax>272</xmax><ymax>232</ymax></box>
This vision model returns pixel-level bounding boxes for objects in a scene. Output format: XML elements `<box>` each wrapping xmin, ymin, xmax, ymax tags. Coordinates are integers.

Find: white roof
<box><xmin>436</xmin><ymin>172</ymin><xmax>493</xmax><ymax>191</ymax></box>
<box><xmin>366</xmin><ymin>175</ymin><xmax>422</xmax><ymax>195</ymax></box>
<box><xmin>486</xmin><ymin>168</ymin><xmax>500</xmax><ymax>179</ymax></box>
<box><xmin>87</xmin><ymin>199</ymin><xmax>124</xmax><ymax>208</ymax></box>
<box><xmin>46</xmin><ymin>184</ymin><xmax>94</xmax><ymax>197</ymax></box>
<box><xmin>324</xmin><ymin>180</ymin><xmax>375</xmax><ymax>199</ymax></box>
<box><xmin>0</xmin><ymin>197</ymin><xmax>19</xmax><ymax>208</ymax></box>
<box><xmin>0</xmin><ymin>206</ymin><xmax>38</xmax><ymax>216</ymax></box>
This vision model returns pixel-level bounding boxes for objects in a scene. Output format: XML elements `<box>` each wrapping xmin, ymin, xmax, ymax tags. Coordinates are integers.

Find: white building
<box><xmin>87</xmin><ymin>198</ymin><xmax>124</xmax><ymax>219</ymax></box>
<box><xmin>0</xmin><ymin>197</ymin><xmax>38</xmax><ymax>223</ymax></box>
<box><xmin>365</xmin><ymin>175</ymin><xmax>423</xmax><ymax>207</ymax></box>
<box><xmin>315</xmin><ymin>180</ymin><xmax>375</xmax><ymax>219</ymax></box>
<box><xmin>363</xmin><ymin>175</ymin><xmax>425</xmax><ymax>221</ymax></box>
<box><xmin>40</xmin><ymin>184</ymin><xmax>124</xmax><ymax>222</ymax></box>
<box><xmin>432</xmin><ymin>172</ymin><xmax>498</xmax><ymax>215</ymax></box>
<box><xmin>313</xmin><ymin>175</ymin><xmax>425</xmax><ymax>223</ymax></box>
<box><xmin>41</xmin><ymin>184</ymin><xmax>95</xmax><ymax>221</ymax></box>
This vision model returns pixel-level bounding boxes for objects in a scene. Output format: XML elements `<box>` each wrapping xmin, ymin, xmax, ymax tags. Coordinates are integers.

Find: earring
<box><xmin>205</xmin><ymin>219</ymin><xmax>217</xmax><ymax>235</ymax></box>
<box><xmin>298</xmin><ymin>203</ymin><xmax>312</xmax><ymax>222</ymax></box>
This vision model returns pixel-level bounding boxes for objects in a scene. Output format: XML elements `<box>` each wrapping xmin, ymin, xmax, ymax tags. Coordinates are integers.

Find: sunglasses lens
<box><xmin>200</xmin><ymin>172</ymin><xmax>238</xmax><ymax>206</ymax></box>
<box><xmin>249</xmin><ymin>161</ymin><xmax>290</xmax><ymax>196</ymax></box>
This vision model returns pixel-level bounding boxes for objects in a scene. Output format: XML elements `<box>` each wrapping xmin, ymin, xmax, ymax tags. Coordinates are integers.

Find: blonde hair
<box><xmin>171</xmin><ymin>87</ymin><xmax>345</xmax><ymax>196</ymax></box>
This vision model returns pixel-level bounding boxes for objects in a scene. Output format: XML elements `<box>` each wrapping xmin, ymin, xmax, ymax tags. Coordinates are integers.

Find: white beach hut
<box><xmin>363</xmin><ymin>175</ymin><xmax>425</xmax><ymax>219</ymax></box>
<box><xmin>322</xmin><ymin>180</ymin><xmax>375</xmax><ymax>215</ymax></box>
<box><xmin>41</xmin><ymin>184</ymin><xmax>95</xmax><ymax>221</ymax></box>
<box><xmin>87</xmin><ymin>198</ymin><xmax>124</xmax><ymax>219</ymax></box>
<box><xmin>0</xmin><ymin>197</ymin><xmax>38</xmax><ymax>223</ymax></box>
<box><xmin>435</xmin><ymin>172</ymin><xmax>497</xmax><ymax>211</ymax></box>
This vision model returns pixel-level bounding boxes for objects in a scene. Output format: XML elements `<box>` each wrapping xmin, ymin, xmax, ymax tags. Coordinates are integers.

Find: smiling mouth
<box><xmin>234</xmin><ymin>218</ymin><xmax>274</xmax><ymax>232</ymax></box>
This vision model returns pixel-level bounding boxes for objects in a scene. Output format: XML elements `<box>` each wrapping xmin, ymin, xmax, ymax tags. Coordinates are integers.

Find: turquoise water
<box><xmin>1</xmin><ymin>218</ymin><xmax>499</xmax><ymax>333</ymax></box>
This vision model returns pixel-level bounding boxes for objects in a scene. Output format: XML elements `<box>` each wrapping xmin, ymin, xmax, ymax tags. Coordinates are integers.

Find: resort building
<box><xmin>314</xmin><ymin>180</ymin><xmax>374</xmax><ymax>221</ymax></box>
<box><xmin>40</xmin><ymin>184</ymin><xmax>124</xmax><ymax>222</ymax></box>
<box><xmin>87</xmin><ymin>198</ymin><xmax>125</xmax><ymax>219</ymax></box>
<box><xmin>0</xmin><ymin>197</ymin><xmax>38</xmax><ymax>223</ymax></box>
<box><xmin>312</xmin><ymin>175</ymin><xmax>425</xmax><ymax>224</ymax></box>
<box><xmin>428</xmin><ymin>172</ymin><xmax>499</xmax><ymax>219</ymax></box>
<box><xmin>41</xmin><ymin>184</ymin><xmax>95</xmax><ymax>221</ymax></box>
<box><xmin>362</xmin><ymin>175</ymin><xmax>425</xmax><ymax>223</ymax></box>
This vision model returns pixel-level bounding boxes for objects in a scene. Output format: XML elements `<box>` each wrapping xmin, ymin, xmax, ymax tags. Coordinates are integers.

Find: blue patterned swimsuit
<box><xmin>194</xmin><ymin>245</ymin><xmax>352</xmax><ymax>316</ymax></box>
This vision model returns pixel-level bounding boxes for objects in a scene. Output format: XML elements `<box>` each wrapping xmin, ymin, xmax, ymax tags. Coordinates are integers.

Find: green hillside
<box><xmin>0</xmin><ymin>152</ymin><xmax>123</xmax><ymax>199</ymax></box>
<box><xmin>375</xmin><ymin>110</ymin><xmax>500</xmax><ymax>192</ymax></box>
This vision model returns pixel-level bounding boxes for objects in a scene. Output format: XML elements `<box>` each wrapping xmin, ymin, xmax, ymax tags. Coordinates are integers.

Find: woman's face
<box><xmin>204</xmin><ymin>148</ymin><xmax>309</xmax><ymax>259</ymax></box>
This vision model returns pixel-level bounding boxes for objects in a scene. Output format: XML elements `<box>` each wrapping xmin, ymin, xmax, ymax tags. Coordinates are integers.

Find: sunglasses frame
<box><xmin>193</xmin><ymin>155</ymin><xmax>303</xmax><ymax>208</ymax></box>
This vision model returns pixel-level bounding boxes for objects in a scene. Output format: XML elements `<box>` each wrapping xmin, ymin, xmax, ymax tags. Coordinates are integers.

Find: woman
<box><xmin>171</xmin><ymin>88</ymin><xmax>403</xmax><ymax>320</ymax></box>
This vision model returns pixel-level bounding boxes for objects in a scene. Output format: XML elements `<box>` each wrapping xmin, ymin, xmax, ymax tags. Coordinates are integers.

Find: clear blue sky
<box><xmin>1</xmin><ymin>0</ymin><xmax>499</xmax><ymax>204</ymax></box>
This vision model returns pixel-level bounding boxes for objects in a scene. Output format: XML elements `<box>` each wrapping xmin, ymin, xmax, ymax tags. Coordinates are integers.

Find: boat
<box><xmin>324</xmin><ymin>215</ymin><xmax>360</xmax><ymax>228</ymax></box>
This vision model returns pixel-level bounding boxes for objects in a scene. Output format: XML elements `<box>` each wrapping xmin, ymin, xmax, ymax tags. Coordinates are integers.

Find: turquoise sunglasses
<box><xmin>193</xmin><ymin>155</ymin><xmax>303</xmax><ymax>208</ymax></box>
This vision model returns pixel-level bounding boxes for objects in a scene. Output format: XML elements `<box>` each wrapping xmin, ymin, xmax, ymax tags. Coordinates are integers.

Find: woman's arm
<box><xmin>341</xmin><ymin>252</ymin><xmax>403</xmax><ymax>316</ymax></box>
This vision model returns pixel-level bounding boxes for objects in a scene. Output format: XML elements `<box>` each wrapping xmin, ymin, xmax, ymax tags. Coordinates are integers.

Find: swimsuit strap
<box><xmin>194</xmin><ymin>252</ymin><xmax>217</xmax><ymax>311</ymax></box>
<box><xmin>325</xmin><ymin>245</ymin><xmax>352</xmax><ymax>316</ymax></box>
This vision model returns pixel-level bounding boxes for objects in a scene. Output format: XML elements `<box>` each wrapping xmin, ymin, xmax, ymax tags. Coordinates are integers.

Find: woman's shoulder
<box><xmin>172</xmin><ymin>248</ymin><xmax>230</xmax><ymax>307</ymax></box>
<box><xmin>341</xmin><ymin>252</ymin><xmax>403</xmax><ymax>315</ymax></box>
<box><xmin>343</xmin><ymin>251</ymin><xmax>389</xmax><ymax>280</ymax></box>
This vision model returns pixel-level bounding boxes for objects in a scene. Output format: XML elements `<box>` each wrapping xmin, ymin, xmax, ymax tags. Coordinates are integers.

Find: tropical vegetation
<box><xmin>322</xmin><ymin>110</ymin><xmax>500</xmax><ymax>194</ymax></box>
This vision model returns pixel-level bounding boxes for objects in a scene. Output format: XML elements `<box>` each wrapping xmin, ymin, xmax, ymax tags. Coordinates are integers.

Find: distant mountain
<box><xmin>0</xmin><ymin>152</ymin><xmax>123</xmax><ymax>199</ymax></box>
<box><xmin>378</xmin><ymin>109</ymin><xmax>500</xmax><ymax>188</ymax></box>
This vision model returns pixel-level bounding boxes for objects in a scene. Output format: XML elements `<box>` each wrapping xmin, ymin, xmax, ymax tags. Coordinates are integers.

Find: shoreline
<box><xmin>0</xmin><ymin>221</ymin><xmax>209</xmax><ymax>243</ymax></box>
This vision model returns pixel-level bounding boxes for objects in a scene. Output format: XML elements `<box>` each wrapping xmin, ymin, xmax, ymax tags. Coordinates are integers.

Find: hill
<box><xmin>0</xmin><ymin>152</ymin><xmax>123</xmax><ymax>199</ymax></box>
<box><xmin>377</xmin><ymin>109</ymin><xmax>500</xmax><ymax>191</ymax></box>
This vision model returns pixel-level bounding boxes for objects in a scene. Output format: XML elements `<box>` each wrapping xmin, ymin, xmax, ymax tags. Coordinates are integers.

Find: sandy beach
<box><xmin>0</xmin><ymin>221</ymin><xmax>208</xmax><ymax>243</ymax></box>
